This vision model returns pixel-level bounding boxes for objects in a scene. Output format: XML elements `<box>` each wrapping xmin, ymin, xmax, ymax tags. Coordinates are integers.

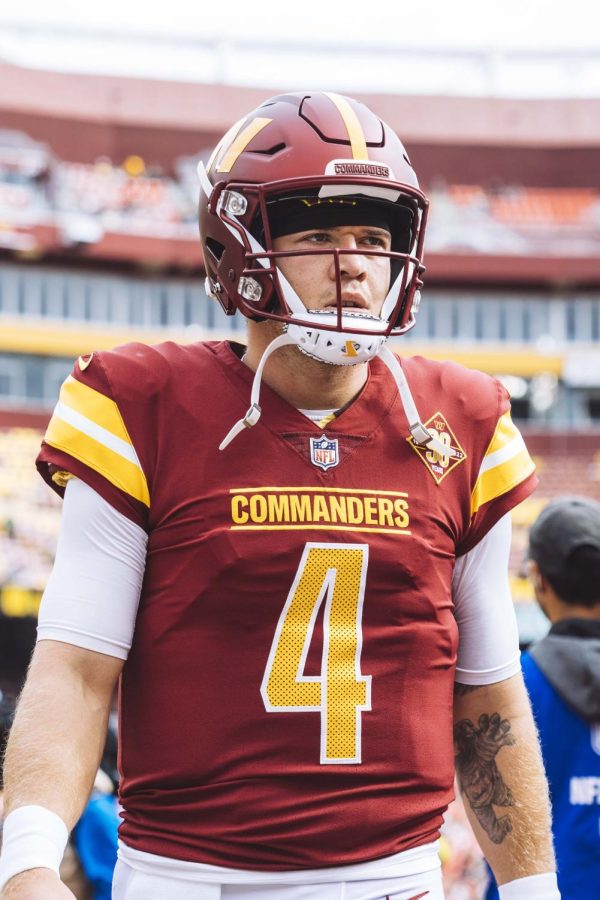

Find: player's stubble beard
<box><xmin>244</xmin><ymin>318</ymin><xmax>370</xmax><ymax>411</ymax></box>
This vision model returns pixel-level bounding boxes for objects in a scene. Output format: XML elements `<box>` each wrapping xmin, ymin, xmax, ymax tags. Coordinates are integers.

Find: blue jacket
<box><xmin>486</xmin><ymin>619</ymin><xmax>600</xmax><ymax>900</ymax></box>
<box><xmin>73</xmin><ymin>793</ymin><xmax>119</xmax><ymax>900</ymax></box>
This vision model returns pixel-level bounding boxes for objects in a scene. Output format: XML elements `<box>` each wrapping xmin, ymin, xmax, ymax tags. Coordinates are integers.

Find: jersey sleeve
<box><xmin>457</xmin><ymin>384</ymin><xmax>537</xmax><ymax>556</ymax></box>
<box><xmin>36</xmin><ymin>349</ymin><xmax>153</xmax><ymax>530</ymax></box>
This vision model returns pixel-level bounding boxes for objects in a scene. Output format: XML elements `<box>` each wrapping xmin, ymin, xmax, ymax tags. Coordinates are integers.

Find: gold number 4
<box><xmin>261</xmin><ymin>543</ymin><xmax>371</xmax><ymax>765</ymax></box>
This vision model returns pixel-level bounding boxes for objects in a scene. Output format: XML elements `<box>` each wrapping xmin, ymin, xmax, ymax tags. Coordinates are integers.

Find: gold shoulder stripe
<box><xmin>471</xmin><ymin>412</ymin><xmax>535</xmax><ymax>515</ymax></box>
<box><xmin>215</xmin><ymin>117</ymin><xmax>273</xmax><ymax>174</ymax></box>
<box><xmin>44</xmin><ymin>376</ymin><xmax>150</xmax><ymax>507</ymax></box>
<box><xmin>484</xmin><ymin>411</ymin><xmax>519</xmax><ymax>457</ymax></box>
<box><xmin>58</xmin><ymin>376</ymin><xmax>130</xmax><ymax>441</ymax></box>
<box><xmin>324</xmin><ymin>92</ymin><xmax>368</xmax><ymax>161</ymax></box>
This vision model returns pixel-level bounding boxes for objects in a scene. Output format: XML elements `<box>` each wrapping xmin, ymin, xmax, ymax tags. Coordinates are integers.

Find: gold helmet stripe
<box><xmin>324</xmin><ymin>92</ymin><xmax>369</xmax><ymax>160</ymax></box>
<box><xmin>206</xmin><ymin>115</ymin><xmax>246</xmax><ymax>174</ymax></box>
<box><xmin>215</xmin><ymin>117</ymin><xmax>273</xmax><ymax>174</ymax></box>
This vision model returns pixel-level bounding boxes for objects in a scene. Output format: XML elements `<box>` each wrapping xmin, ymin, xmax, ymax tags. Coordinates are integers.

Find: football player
<box><xmin>0</xmin><ymin>93</ymin><xmax>559</xmax><ymax>899</ymax></box>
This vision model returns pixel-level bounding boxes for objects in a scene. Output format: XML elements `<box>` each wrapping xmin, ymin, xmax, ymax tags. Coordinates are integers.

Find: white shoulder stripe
<box><xmin>54</xmin><ymin>400</ymin><xmax>142</xmax><ymax>468</ymax></box>
<box><xmin>478</xmin><ymin>431</ymin><xmax>526</xmax><ymax>476</ymax></box>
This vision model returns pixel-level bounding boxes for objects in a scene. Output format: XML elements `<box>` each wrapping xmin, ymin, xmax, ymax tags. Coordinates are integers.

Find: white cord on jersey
<box><xmin>220</xmin><ymin>336</ymin><xmax>456</xmax><ymax>459</ymax></box>
<box><xmin>219</xmin><ymin>332</ymin><xmax>291</xmax><ymax>449</ymax></box>
<box><xmin>378</xmin><ymin>345</ymin><xmax>458</xmax><ymax>458</ymax></box>
<box><xmin>38</xmin><ymin>483</ymin><xmax>519</xmax><ymax>683</ymax></box>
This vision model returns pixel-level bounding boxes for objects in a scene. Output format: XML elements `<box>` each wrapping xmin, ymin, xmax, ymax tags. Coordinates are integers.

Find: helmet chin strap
<box><xmin>220</xmin><ymin>334</ymin><xmax>457</xmax><ymax>459</ymax></box>
<box><xmin>378</xmin><ymin>346</ymin><xmax>458</xmax><ymax>458</ymax></box>
<box><xmin>219</xmin><ymin>333</ymin><xmax>294</xmax><ymax>450</ymax></box>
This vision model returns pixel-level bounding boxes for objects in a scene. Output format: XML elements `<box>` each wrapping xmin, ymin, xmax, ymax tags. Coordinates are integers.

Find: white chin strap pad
<box><xmin>287</xmin><ymin>311</ymin><xmax>387</xmax><ymax>367</ymax></box>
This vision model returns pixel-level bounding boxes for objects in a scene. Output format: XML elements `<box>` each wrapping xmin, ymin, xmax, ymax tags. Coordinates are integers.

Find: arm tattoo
<box><xmin>454</xmin><ymin>712</ymin><xmax>515</xmax><ymax>844</ymax></box>
<box><xmin>454</xmin><ymin>682</ymin><xmax>484</xmax><ymax>697</ymax></box>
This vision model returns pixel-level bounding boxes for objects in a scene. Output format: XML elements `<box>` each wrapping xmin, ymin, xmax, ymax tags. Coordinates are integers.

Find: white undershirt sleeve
<box><xmin>452</xmin><ymin>513</ymin><xmax>521</xmax><ymax>685</ymax></box>
<box><xmin>37</xmin><ymin>478</ymin><xmax>148</xmax><ymax>659</ymax></box>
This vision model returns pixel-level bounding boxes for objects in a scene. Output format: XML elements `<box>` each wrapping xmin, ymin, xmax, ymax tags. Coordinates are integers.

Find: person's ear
<box><xmin>527</xmin><ymin>559</ymin><xmax>544</xmax><ymax>593</ymax></box>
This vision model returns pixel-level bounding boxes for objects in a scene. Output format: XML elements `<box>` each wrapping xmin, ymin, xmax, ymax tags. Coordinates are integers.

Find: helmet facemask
<box><xmin>198</xmin><ymin>165</ymin><xmax>427</xmax><ymax>366</ymax></box>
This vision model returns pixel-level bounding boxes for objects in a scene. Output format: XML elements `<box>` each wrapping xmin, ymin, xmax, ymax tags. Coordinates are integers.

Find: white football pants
<box><xmin>112</xmin><ymin>859</ymin><xmax>444</xmax><ymax>899</ymax></box>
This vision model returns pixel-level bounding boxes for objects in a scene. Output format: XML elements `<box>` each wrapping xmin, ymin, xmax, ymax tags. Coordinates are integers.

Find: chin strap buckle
<box><xmin>409</xmin><ymin>422</ymin><xmax>432</xmax><ymax>446</ymax></box>
<box><xmin>243</xmin><ymin>403</ymin><xmax>262</xmax><ymax>428</ymax></box>
<box><xmin>410</xmin><ymin>422</ymin><xmax>458</xmax><ymax>459</ymax></box>
<box><xmin>219</xmin><ymin>403</ymin><xmax>262</xmax><ymax>451</ymax></box>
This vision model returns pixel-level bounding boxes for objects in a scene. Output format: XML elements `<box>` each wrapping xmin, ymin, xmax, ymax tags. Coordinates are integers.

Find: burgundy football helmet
<box><xmin>198</xmin><ymin>91</ymin><xmax>428</xmax><ymax>367</ymax></box>
<box><xmin>200</xmin><ymin>92</ymin><xmax>455</xmax><ymax>458</ymax></box>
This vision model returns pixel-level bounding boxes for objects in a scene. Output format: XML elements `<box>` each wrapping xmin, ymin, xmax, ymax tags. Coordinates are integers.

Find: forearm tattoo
<box><xmin>454</xmin><ymin>712</ymin><xmax>515</xmax><ymax>843</ymax></box>
<box><xmin>454</xmin><ymin>682</ymin><xmax>482</xmax><ymax>697</ymax></box>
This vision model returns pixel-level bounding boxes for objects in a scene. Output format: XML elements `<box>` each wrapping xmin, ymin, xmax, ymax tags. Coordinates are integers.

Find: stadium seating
<box><xmin>1</xmin><ymin>130</ymin><xmax>599</xmax><ymax>261</ymax></box>
<box><xmin>0</xmin><ymin>428</ymin><xmax>61</xmax><ymax>607</ymax></box>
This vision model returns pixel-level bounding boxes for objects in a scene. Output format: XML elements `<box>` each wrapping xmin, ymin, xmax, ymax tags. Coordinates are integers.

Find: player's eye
<box><xmin>304</xmin><ymin>232</ymin><xmax>332</xmax><ymax>244</ymax></box>
<box><xmin>362</xmin><ymin>233</ymin><xmax>390</xmax><ymax>248</ymax></box>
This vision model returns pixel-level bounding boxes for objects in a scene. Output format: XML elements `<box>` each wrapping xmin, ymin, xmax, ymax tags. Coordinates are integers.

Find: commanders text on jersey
<box><xmin>230</xmin><ymin>487</ymin><xmax>411</xmax><ymax>533</ymax></box>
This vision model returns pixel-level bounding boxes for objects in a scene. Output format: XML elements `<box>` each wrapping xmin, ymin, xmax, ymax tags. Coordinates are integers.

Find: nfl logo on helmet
<box><xmin>310</xmin><ymin>435</ymin><xmax>339</xmax><ymax>471</ymax></box>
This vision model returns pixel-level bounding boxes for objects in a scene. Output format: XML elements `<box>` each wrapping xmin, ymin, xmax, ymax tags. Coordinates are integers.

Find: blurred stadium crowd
<box><xmin>1</xmin><ymin>128</ymin><xmax>600</xmax><ymax>259</ymax></box>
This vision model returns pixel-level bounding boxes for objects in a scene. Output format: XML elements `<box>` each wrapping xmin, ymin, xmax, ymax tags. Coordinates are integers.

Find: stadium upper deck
<box><xmin>0</xmin><ymin>57</ymin><xmax>599</xmax><ymax>275</ymax></box>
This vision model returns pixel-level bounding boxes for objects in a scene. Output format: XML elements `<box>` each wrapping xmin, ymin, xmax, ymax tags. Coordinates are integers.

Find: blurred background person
<box><xmin>71</xmin><ymin>719</ymin><xmax>119</xmax><ymax>900</ymax></box>
<box><xmin>486</xmin><ymin>496</ymin><xmax>600</xmax><ymax>900</ymax></box>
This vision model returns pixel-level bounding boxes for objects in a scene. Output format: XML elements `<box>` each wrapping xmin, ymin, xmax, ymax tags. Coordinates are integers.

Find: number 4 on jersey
<box><xmin>261</xmin><ymin>543</ymin><xmax>371</xmax><ymax>765</ymax></box>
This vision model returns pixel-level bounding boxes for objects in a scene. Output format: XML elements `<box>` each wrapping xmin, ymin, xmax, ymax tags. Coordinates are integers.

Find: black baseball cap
<box><xmin>529</xmin><ymin>496</ymin><xmax>600</xmax><ymax>606</ymax></box>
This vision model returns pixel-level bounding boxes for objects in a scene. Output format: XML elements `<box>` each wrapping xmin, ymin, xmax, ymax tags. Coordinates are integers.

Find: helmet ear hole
<box><xmin>205</xmin><ymin>237</ymin><xmax>226</xmax><ymax>263</ymax></box>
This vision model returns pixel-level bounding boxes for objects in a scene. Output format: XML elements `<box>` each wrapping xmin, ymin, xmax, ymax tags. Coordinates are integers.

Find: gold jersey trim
<box><xmin>44</xmin><ymin>376</ymin><xmax>150</xmax><ymax>507</ymax></box>
<box><xmin>51</xmin><ymin>470</ymin><xmax>74</xmax><ymax>488</ymax></box>
<box><xmin>471</xmin><ymin>412</ymin><xmax>535</xmax><ymax>515</ymax></box>
<box><xmin>231</xmin><ymin>486</ymin><xmax>408</xmax><ymax>497</ymax></box>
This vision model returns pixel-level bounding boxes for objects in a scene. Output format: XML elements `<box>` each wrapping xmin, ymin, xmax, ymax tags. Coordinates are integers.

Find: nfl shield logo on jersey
<box><xmin>310</xmin><ymin>434</ymin><xmax>339</xmax><ymax>471</ymax></box>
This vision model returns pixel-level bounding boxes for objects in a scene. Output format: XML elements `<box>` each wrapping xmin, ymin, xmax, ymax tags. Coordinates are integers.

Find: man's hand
<box><xmin>2</xmin><ymin>869</ymin><xmax>75</xmax><ymax>899</ymax></box>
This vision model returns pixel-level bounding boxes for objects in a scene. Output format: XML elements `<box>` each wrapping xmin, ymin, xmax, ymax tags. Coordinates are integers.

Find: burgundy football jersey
<box><xmin>37</xmin><ymin>340</ymin><xmax>536</xmax><ymax>869</ymax></box>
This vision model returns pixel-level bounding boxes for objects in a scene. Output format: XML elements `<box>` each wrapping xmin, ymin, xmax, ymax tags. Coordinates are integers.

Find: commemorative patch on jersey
<box><xmin>407</xmin><ymin>411</ymin><xmax>466</xmax><ymax>484</ymax></box>
<box><xmin>310</xmin><ymin>434</ymin><xmax>339</xmax><ymax>471</ymax></box>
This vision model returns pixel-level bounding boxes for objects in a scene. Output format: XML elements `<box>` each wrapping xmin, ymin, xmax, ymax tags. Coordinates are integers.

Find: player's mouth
<box><xmin>326</xmin><ymin>296</ymin><xmax>368</xmax><ymax>310</ymax></box>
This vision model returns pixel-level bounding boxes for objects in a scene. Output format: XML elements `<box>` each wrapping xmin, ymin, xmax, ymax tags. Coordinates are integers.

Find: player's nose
<box><xmin>336</xmin><ymin>235</ymin><xmax>367</xmax><ymax>280</ymax></box>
